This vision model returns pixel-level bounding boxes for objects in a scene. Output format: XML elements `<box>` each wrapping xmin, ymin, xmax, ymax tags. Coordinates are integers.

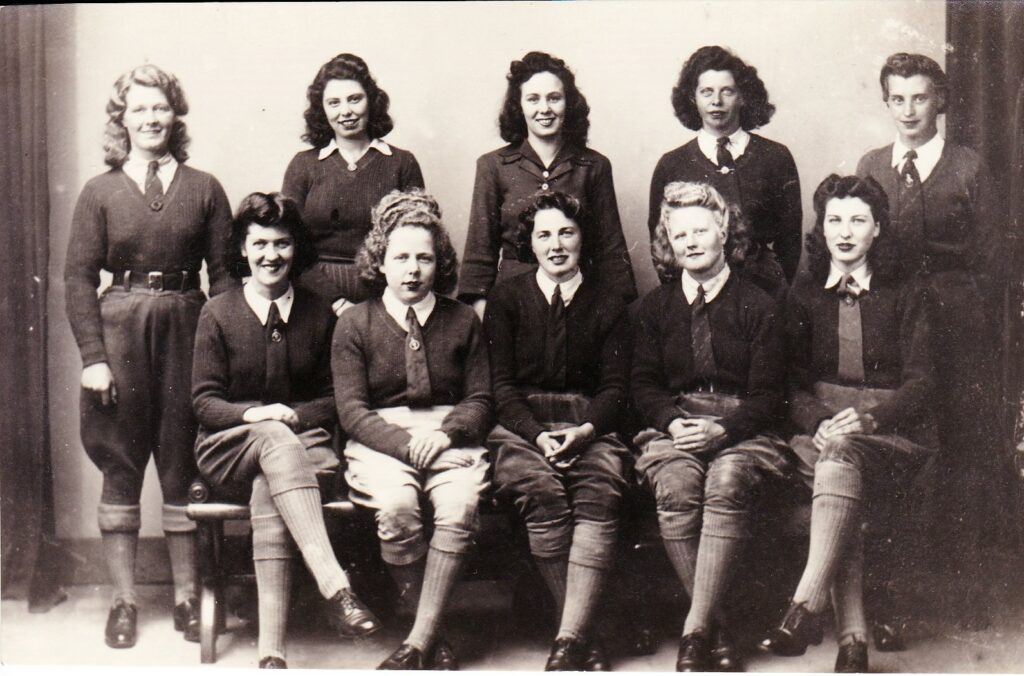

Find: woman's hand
<box><xmin>669</xmin><ymin>417</ymin><xmax>726</xmax><ymax>454</ymax></box>
<box><xmin>243</xmin><ymin>403</ymin><xmax>300</xmax><ymax>428</ymax></box>
<box><xmin>536</xmin><ymin>431</ymin><xmax>563</xmax><ymax>458</ymax></box>
<box><xmin>813</xmin><ymin>408</ymin><xmax>876</xmax><ymax>450</ymax></box>
<box><xmin>332</xmin><ymin>298</ymin><xmax>354</xmax><ymax>317</ymax></box>
<box><xmin>408</xmin><ymin>430</ymin><xmax>452</xmax><ymax>470</ymax></box>
<box><xmin>472</xmin><ymin>299</ymin><xmax>487</xmax><ymax>321</ymax></box>
<box><xmin>81</xmin><ymin>362</ymin><xmax>117</xmax><ymax>406</ymax></box>
<box><xmin>547</xmin><ymin>423</ymin><xmax>596</xmax><ymax>457</ymax></box>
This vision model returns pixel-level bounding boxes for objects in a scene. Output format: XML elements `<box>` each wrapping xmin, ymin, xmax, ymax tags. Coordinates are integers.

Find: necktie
<box><xmin>836</xmin><ymin>275</ymin><xmax>866</xmax><ymax>383</ymax></box>
<box><xmin>690</xmin><ymin>284</ymin><xmax>717</xmax><ymax>379</ymax></box>
<box><xmin>264</xmin><ymin>302</ymin><xmax>291</xmax><ymax>404</ymax></box>
<box><xmin>716</xmin><ymin>136</ymin><xmax>736</xmax><ymax>174</ymax></box>
<box><xmin>543</xmin><ymin>285</ymin><xmax>568</xmax><ymax>389</ymax></box>
<box><xmin>405</xmin><ymin>307</ymin><xmax>432</xmax><ymax>407</ymax></box>
<box><xmin>900</xmin><ymin>149</ymin><xmax>920</xmax><ymax>187</ymax></box>
<box><xmin>145</xmin><ymin>160</ymin><xmax>165</xmax><ymax>212</ymax></box>
<box><xmin>896</xmin><ymin>149</ymin><xmax>926</xmax><ymax>265</ymax></box>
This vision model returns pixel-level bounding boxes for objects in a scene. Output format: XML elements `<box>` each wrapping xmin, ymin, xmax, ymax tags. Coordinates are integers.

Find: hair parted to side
<box><xmin>671</xmin><ymin>45</ymin><xmax>775</xmax><ymax>131</ymax></box>
<box><xmin>498</xmin><ymin>51</ymin><xmax>591</xmax><ymax>148</ymax></box>
<box><xmin>225</xmin><ymin>192</ymin><xmax>317</xmax><ymax>280</ymax></box>
<box><xmin>514</xmin><ymin>190</ymin><xmax>589</xmax><ymax>265</ymax></box>
<box><xmin>651</xmin><ymin>181</ymin><xmax>751</xmax><ymax>282</ymax></box>
<box><xmin>879</xmin><ymin>52</ymin><xmax>948</xmax><ymax>113</ymax></box>
<box><xmin>302</xmin><ymin>53</ymin><xmax>394</xmax><ymax>148</ymax></box>
<box><xmin>804</xmin><ymin>174</ymin><xmax>900</xmax><ymax>285</ymax></box>
<box><xmin>356</xmin><ymin>189</ymin><xmax>460</xmax><ymax>295</ymax></box>
<box><xmin>103</xmin><ymin>64</ymin><xmax>190</xmax><ymax>168</ymax></box>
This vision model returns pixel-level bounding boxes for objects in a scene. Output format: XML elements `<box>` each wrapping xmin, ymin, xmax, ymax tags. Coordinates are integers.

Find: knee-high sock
<box><xmin>255</xmin><ymin>558</ymin><xmax>292</xmax><ymax>661</ymax></box>
<box><xmin>406</xmin><ymin>547</ymin><xmax>464</xmax><ymax>652</ymax></box>
<box><xmin>272</xmin><ymin>487</ymin><xmax>349</xmax><ymax>599</ymax></box>
<box><xmin>165</xmin><ymin>532</ymin><xmax>197</xmax><ymax>605</ymax></box>
<box><xmin>102</xmin><ymin>531</ymin><xmax>138</xmax><ymax>605</ymax></box>
<box><xmin>535</xmin><ymin>556</ymin><xmax>569</xmax><ymax>620</ymax></box>
<box><xmin>831</xmin><ymin>529</ymin><xmax>868</xmax><ymax>644</ymax></box>
<box><xmin>794</xmin><ymin>462</ymin><xmax>863</xmax><ymax>614</ymax></box>
<box><xmin>682</xmin><ymin>512</ymin><xmax>746</xmax><ymax>636</ymax></box>
<box><xmin>663</xmin><ymin>537</ymin><xmax>700</xmax><ymax>599</ymax></box>
<box><xmin>387</xmin><ymin>558</ymin><xmax>426</xmax><ymax>620</ymax></box>
<box><xmin>558</xmin><ymin>520</ymin><xmax>617</xmax><ymax>640</ymax></box>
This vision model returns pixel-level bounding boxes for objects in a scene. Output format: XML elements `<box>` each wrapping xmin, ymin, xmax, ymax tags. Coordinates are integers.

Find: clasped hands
<box><xmin>536</xmin><ymin>423</ymin><xmax>595</xmax><ymax>469</ymax></box>
<box><xmin>813</xmin><ymin>407</ymin><xmax>876</xmax><ymax>451</ymax></box>
<box><xmin>666</xmin><ymin>417</ymin><xmax>727</xmax><ymax>454</ymax></box>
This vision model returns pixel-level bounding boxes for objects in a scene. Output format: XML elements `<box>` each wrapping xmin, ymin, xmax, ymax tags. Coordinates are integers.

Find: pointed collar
<box><xmin>318</xmin><ymin>137</ymin><xmax>393</xmax><ymax>161</ymax></box>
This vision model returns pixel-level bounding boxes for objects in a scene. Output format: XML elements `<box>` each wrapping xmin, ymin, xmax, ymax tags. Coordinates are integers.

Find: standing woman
<box><xmin>333</xmin><ymin>189</ymin><xmax>493</xmax><ymax>670</ymax></box>
<box><xmin>192</xmin><ymin>193</ymin><xmax>380</xmax><ymax>669</ymax></box>
<box><xmin>64</xmin><ymin>64</ymin><xmax>235</xmax><ymax>648</ymax></box>
<box><xmin>649</xmin><ymin>45</ymin><xmax>802</xmax><ymax>299</ymax></box>
<box><xmin>458</xmin><ymin>51</ymin><xmax>637</xmax><ymax>317</ymax></box>
<box><xmin>484</xmin><ymin>191</ymin><xmax>631</xmax><ymax>671</ymax></box>
<box><xmin>283</xmin><ymin>53</ymin><xmax>424</xmax><ymax>316</ymax></box>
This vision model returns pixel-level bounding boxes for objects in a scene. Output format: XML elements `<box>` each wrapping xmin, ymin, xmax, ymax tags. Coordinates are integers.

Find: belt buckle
<box><xmin>147</xmin><ymin>271</ymin><xmax>164</xmax><ymax>291</ymax></box>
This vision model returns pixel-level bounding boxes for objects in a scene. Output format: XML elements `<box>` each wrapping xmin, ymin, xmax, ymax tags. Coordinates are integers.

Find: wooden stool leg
<box><xmin>196</xmin><ymin>519</ymin><xmax>222</xmax><ymax>664</ymax></box>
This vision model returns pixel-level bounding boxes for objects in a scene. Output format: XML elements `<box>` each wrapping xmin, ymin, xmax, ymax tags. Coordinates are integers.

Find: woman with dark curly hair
<box><xmin>458</xmin><ymin>51</ymin><xmax>636</xmax><ymax>317</ymax></box>
<box><xmin>283</xmin><ymin>53</ymin><xmax>424</xmax><ymax>315</ymax></box>
<box><xmin>332</xmin><ymin>189</ymin><xmax>492</xmax><ymax>670</ymax></box>
<box><xmin>633</xmin><ymin>181</ymin><xmax>790</xmax><ymax>672</ymax></box>
<box><xmin>64</xmin><ymin>64</ymin><xmax>236</xmax><ymax>649</ymax></box>
<box><xmin>759</xmin><ymin>175</ymin><xmax>935</xmax><ymax>673</ymax></box>
<box><xmin>192</xmin><ymin>192</ymin><xmax>381</xmax><ymax>668</ymax></box>
<box><xmin>649</xmin><ymin>45</ymin><xmax>802</xmax><ymax>299</ymax></box>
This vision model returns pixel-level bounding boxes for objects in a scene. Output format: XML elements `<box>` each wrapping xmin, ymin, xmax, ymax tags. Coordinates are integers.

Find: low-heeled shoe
<box><xmin>173</xmin><ymin>597</ymin><xmax>200</xmax><ymax>643</ymax></box>
<box><xmin>834</xmin><ymin>640</ymin><xmax>868</xmax><ymax>673</ymax></box>
<box><xmin>259</xmin><ymin>656</ymin><xmax>288</xmax><ymax>669</ymax></box>
<box><xmin>583</xmin><ymin>638</ymin><xmax>611</xmax><ymax>671</ymax></box>
<box><xmin>378</xmin><ymin>643</ymin><xmax>429</xmax><ymax>670</ymax></box>
<box><xmin>676</xmin><ymin>631</ymin><xmax>712</xmax><ymax>672</ymax></box>
<box><xmin>431</xmin><ymin>638</ymin><xmax>460</xmax><ymax>670</ymax></box>
<box><xmin>711</xmin><ymin>625</ymin><xmax>743</xmax><ymax>672</ymax></box>
<box><xmin>545</xmin><ymin>636</ymin><xmax>587</xmax><ymax>671</ymax></box>
<box><xmin>104</xmin><ymin>599</ymin><xmax>138</xmax><ymax>649</ymax></box>
<box><xmin>759</xmin><ymin>602</ymin><xmax>823</xmax><ymax>656</ymax></box>
<box><xmin>327</xmin><ymin>588</ymin><xmax>381</xmax><ymax>638</ymax></box>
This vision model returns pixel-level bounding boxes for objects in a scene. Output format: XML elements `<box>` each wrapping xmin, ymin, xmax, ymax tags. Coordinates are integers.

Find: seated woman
<box><xmin>759</xmin><ymin>175</ymin><xmax>935</xmax><ymax>672</ymax></box>
<box><xmin>484</xmin><ymin>191</ymin><xmax>631</xmax><ymax>671</ymax></box>
<box><xmin>632</xmin><ymin>181</ymin><xmax>790</xmax><ymax>672</ymax></box>
<box><xmin>332</xmin><ymin>189</ymin><xmax>492</xmax><ymax>671</ymax></box>
<box><xmin>192</xmin><ymin>192</ymin><xmax>380</xmax><ymax>669</ymax></box>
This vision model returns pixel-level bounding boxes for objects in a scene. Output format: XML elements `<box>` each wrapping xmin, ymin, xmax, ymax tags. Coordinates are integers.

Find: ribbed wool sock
<box><xmin>831</xmin><ymin>530</ymin><xmax>868</xmax><ymax>644</ymax></box>
<box><xmin>662</xmin><ymin>536</ymin><xmax>700</xmax><ymax>598</ymax></box>
<box><xmin>272</xmin><ymin>487</ymin><xmax>349</xmax><ymax>598</ymax></box>
<box><xmin>406</xmin><ymin>547</ymin><xmax>464</xmax><ymax>652</ymax></box>
<box><xmin>535</xmin><ymin>555</ymin><xmax>569</xmax><ymax>620</ymax></box>
<box><xmin>165</xmin><ymin>532</ymin><xmax>197</xmax><ymax>605</ymax></box>
<box><xmin>255</xmin><ymin>558</ymin><xmax>292</xmax><ymax>661</ymax></box>
<box><xmin>102</xmin><ymin>531</ymin><xmax>139</xmax><ymax>605</ymax></box>
<box><xmin>682</xmin><ymin>512</ymin><xmax>746</xmax><ymax>636</ymax></box>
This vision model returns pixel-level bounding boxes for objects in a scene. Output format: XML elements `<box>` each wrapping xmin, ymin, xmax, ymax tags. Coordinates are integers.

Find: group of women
<box><xmin>64</xmin><ymin>44</ymin><xmax>1000</xmax><ymax>673</ymax></box>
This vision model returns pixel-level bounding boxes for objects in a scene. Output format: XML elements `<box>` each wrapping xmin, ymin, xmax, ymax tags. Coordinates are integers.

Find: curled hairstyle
<box><xmin>671</xmin><ymin>45</ymin><xmax>775</xmax><ymax>131</ymax></box>
<box><xmin>225</xmin><ymin>192</ymin><xmax>317</xmax><ymax>280</ymax></box>
<box><xmin>651</xmin><ymin>181</ymin><xmax>751</xmax><ymax>282</ymax></box>
<box><xmin>498</xmin><ymin>51</ymin><xmax>591</xmax><ymax>148</ymax></box>
<box><xmin>103</xmin><ymin>64</ymin><xmax>190</xmax><ymax>168</ymax></box>
<box><xmin>879</xmin><ymin>52</ymin><xmax>948</xmax><ymax>113</ymax></box>
<box><xmin>302</xmin><ymin>53</ymin><xmax>394</xmax><ymax>148</ymax></box>
<box><xmin>514</xmin><ymin>191</ymin><xmax>589</xmax><ymax>265</ymax></box>
<box><xmin>805</xmin><ymin>174</ymin><xmax>900</xmax><ymax>285</ymax></box>
<box><xmin>356</xmin><ymin>189</ymin><xmax>460</xmax><ymax>296</ymax></box>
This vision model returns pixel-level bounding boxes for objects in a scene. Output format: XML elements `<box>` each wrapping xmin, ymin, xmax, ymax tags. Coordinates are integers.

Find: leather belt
<box><xmin>119</xmin><ymin>270</ymin><xmax>199</xmax><ymax>292</ymax></box>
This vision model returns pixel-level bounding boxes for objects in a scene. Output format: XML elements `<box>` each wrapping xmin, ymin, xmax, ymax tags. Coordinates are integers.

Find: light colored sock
<box><xmin>387</xmin><ymin>559</ymin><xmax>426</xmax><ymax>620</ymax></box>
<box><xmin>662</xmin><ymin>537</ymin><xmax>700</xmax><ymax>598</ymax></box>
<box><xmin>272</xmin><ymin>487</ymin><xmax>349</xmax><ymax>598</ymax></box>
<box><xmin>406</xmin><ymin>547</ymin><xmax>464</xmax><ymax>652</ymax></box>
<box><xmin>165</xmin><ymin>532</ymin><xmax>197</xmax><ymax>605</ymax></box>
<box><xmin>558</xmin><ymin>562</ymin><xmax>606</xmax><ymax>640</ymax></box>
<box><xmin>682</xmin><ymin>514</ymin><xmax>746</xmax><ymax>636</ymax></box>
<box><xmin>535</xmin><ymin>555</ymin><xmax>569</xmax><ymax>620</ymax></box>
<box><xmin>255</xmin><ymin>558</ymin><xmax>292</xmax><ymax>661</ymax></box>
<box><xmin>102</xmin><ymin>531</ymin><xmax>138</xmax><ymax>605</ymax></box>
<box><xmin>831</xmin><ymin>529</ymin><xmax>868</xmax><ymax>644</ymax></box>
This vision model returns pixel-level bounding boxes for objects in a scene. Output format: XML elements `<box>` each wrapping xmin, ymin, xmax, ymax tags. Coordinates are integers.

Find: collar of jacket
<box><xmin>498</xmin><ymin>140</ymin><xmax>594</xmax><ymax>182</ymax></box>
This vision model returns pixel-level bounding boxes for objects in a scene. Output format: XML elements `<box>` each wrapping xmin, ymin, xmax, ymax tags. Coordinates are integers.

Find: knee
<box><xmin>375</xmin><ymin>489</ymin><xmax>423</xmax><ymax>542</ymax></box>
<box><xmin>649</xmin><ymin>462</ymin><xmax>704</xmax><ymax>514</ymax></box>
<box><xmin>251</xmin><ymin>421</ymin><xmax>302</xmax><ymax>451</ymax></box>
<box><xmin>506</xmin><ymin>474</ymin><xmax>570</xmax><ymax>525</ymax></box>
<box><xmin>433</xmin><ymin>483</ymin><xmax>483</xmax><ymax>533</ymax></box>
<box><xmin>704</xmin><ymin>458</ymin><xmax>757</xmax><ymax>511</ymax></box>
<box><xmin>571</xmin><ymin>470</ymin><xmax>626</xmax><ymax>523</ymax></box>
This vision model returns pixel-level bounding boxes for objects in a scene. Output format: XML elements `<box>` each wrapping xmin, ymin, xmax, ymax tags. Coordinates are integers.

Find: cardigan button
<box><xmin>541</xmin><ymin>183</ymin><xmax>549</xmax><ymax>190</ymax></box>
<box><xmin>542</xmin><ymin>170</ymin><xmax>550</xmax><ymax>178</ymax></box>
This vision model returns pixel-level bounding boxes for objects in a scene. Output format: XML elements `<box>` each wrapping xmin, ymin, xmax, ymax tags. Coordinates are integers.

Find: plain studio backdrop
<box><xmin>44</xmin><ymin>1</ymin><xmax>945</xmax><ymax>540</ymax></box>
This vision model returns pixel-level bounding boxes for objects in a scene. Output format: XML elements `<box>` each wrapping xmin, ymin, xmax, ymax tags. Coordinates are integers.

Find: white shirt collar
<box><xmin>697</xmin><ymin>128</ymin><xmax>750</xmax><ymax>166</ymax></box>
<box><xmin>825</xmin><ymin>262</ymin><xmax>872</xmax><ymax>293</ymax></box>
<box><xmin>244</xmin><ymin>282</ymin><xmax>294</xmax><ymax>325</ymax></box>
<box><xmin>318</xmin><ymin>137</ymin><xmax>393</xmax><ymax>161</ymax></box>
<box><xmin>535</xmin><ymin>269</ymin><xmax>583</xmax><ymax>307</ymax></box>
<box><xmin>382</xmin><ymin>286</ymin><xmax>436</xmax><ymax>330</ymax></box>
<box><xmin>123</xmin><ymin>152</ymin><xmax>178</xmax><ymax>193</ymax></box>
<box><xmin>891</xmin><ymin>133</ymin><xmax>944</xmax><ymax>182</ymax></box>
<box><xmin>682</xmin><ymin>264</ymin><xmax>731</xmax><ymax>304</ymax></box>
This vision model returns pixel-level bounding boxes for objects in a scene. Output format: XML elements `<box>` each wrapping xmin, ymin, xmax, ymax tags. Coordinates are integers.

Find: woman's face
<box><xmin>520</xmin><ymin>71</ymin><xmax>565</xmax><ymax>142</ymax></box>
<box><xmin>695</xmin><ymin>69</ymin><xmax>743</xmax><ymax>136</ymax></box>
<box><xmin>122</xmin><ymin>84</ymin><xmax>175</xmax><ymax>160</ymax></box>
<box><xmin>823</xmin><ymin>196</ymin><xmax>879</xmax><ymax>273</ymax></box>
<box><xmin>380</xmin><ymin>226</ymin><xmax>437</xmax><ymax>305</ymax></box>
<box><xmin>531</xmin><ymin>208</ymin><xmax>582</xmax><ymax>283</ymax></box>
<box><xmin>666</xmin><ymin>205</ymin><xmax>728</xmax><ymax>282</ymax></box>
<box><xmin>243</xmin><ymin>223</ymin><xmax>295</xmax><ymax>299</ymax></box>
<box><xmin>323</xmin><ymin>78</ymin><xmax>369</xmax><ymax>142</ymax></box>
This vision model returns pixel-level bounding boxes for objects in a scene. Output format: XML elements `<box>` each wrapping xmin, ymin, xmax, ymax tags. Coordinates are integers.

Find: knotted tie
<box><xmin>896</xmin><ymin>149</ymin><xmax>927</xmax><ymax>265</ymax></box>
<box><xmin>405</xmin><ymin>307</ymin><xmax>432</xmax><ymax>407</ymax></box>
<box><xmin>836</xmin><ymin>275</ymin><xmax>865</xmax><ymax>383</ymax></box>
<box><xmin>264</xmin><ymin>302</ymin><xmax>291</xmax><ymax>404</ymax></box>
<box><xmin>690</xmin><ymin>284</ymin><xmax>717</xmax><ymax>379</ymax></box>
<box><xmin>716</xmin><ymin>136</ymin><xmax>736</xmax><ymax>174</ymax></box>
<box><xmin>900</xmin><ymin>149</ymin><xmax>920</xmax><ymax>187</ymax></box>
<box><xmin>543</xmin><ymin>285</ymin><xmax>568</xmax><ymax>389</ymax></box>
<box><xmin>145</xmin><ymin>160</ymin><xmax>165</xmax><ymax>211</ymax></box>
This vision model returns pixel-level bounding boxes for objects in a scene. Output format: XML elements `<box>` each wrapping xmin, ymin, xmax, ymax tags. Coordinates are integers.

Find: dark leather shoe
<box><xmin>259</xmin><ymin>656</ymin><xmax>288</xmax><ymax>669</ymax></box>
<box><xmin>430</xmin><ymin>638</ymin><xmax>460</xmax><ymax>670</ymax></box>
<box><xmin>173</xmin><ymin>597</ymin><xmax>200</xmax><ymax>643</ymax></box>
<box><xmin>711</xmin><ymin>625</ymin><xmax>743</xmax><ymax>672</ymax></box>
<box><xmin>327</xmin><ymin>588</ymin><xmax>381</xmax><ymax>638</ymax></box>
<box><xmin>104</xmin><ymin>599</ymin><xmax>138</xmax><ymax>649</ymax></box>
<box><xmin>545</xmin><ymin>636</ymin><xmax>587</xmax><ymax>671</ymax></box>
<box><xmin>583</xmin><ymin>638</ymin><xmax>611</xmax><ymax>671</ymax></box>
<box><xmin>379</xmin><ymin>643</ymin><xmax>428</xmax><ymax>670</ymax></box>
<box><xmin>676</xmin><ymin>631</ymin><xmax>711</xmax><ymax>672</ymax></box>
<box><xmin>872</xmin><ymin>620</ymin><xmax>906</xmax><ymax>652</ymax></box>
<box><xmin>759</xmin><ymin>602</ymin><xmax>822</xmax><ymax>656</ymax></box>
<box><xmin>834</xmin><ymin>640</ymin><xmax>868</xmax><ymax>673</ymax></box>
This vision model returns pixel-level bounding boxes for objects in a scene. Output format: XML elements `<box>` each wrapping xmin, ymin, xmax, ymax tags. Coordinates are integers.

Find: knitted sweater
<box><xmin>64</xmin><ymin>165</ymin><xmax>235</xmax><ymax>366</ymax></box>
<box><xmin>648</xmin><ymin>134</ymin><xmax>803</xmax><ymax>281</ymax></box>
<box><xmin>332</xmin><ymin>295</ymin><xmax>493</xmax><ymax>464</ymax></box>
<box><xmin>192</xmin><ymin>287</ymin><xmax>337</xmax><ymax>432</ymax></box>
<box><xmin>631</xmin><ymin>271</ymin><xmax>783</xmax><ymax>444</ymax></box>
<box><xmin>282</xmin><ymin>145</ymin><xmax>424</xmax><ymax>261</ymax></box>
<box><xmin>483</xmin><ymin>271</ymin><xmax>630</xmax><ymax>442</ymax></box>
